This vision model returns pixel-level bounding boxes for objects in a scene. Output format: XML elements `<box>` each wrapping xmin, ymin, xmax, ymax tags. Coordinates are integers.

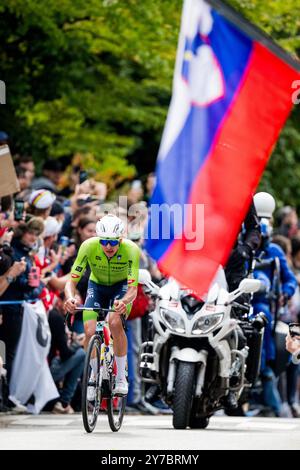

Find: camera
<box><xmin>79</xmin><ymin>170</ymin><xmax>88</xmax><ymax>185</ymax></box>
<box><xmin>44</xmin><ymin>271</ymin><xmax>54</xmax><ymax>279</ymax></box>
<box><xmin>77</xmin><ymin>196</ymin><xmax>98</xmax><ymax>207</ymax></box>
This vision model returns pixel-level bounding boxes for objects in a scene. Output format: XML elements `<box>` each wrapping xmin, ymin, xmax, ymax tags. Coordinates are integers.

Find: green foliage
<box><xmin>0</xmin><ymin>0</ymin><xmax>299</xmax><ymax>204</ymax></box>
<box><xmin>0</xmin><ymin>0</ymin><xmax>181</xmax><ymax>184</ymax></box>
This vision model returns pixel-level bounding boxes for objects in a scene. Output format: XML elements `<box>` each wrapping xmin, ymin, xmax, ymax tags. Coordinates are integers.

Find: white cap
<box><xmin>43</xmin><ymin>216</ymin><xmax>61</xmax><ymax>238</ymax></box>
<box><xmin>29</xmin><ymin>189</ymin><xmax>56</xmax><ymax>209</ymax></box>
<box><xmin>254</xmin><ymin>192</ymin><xmax>276</xmax><ymax>219</ymax></box>
<box><xmin>96</xmin><ymin>214</ymin><xmax>125</xmax><ymax>239</ymax></box>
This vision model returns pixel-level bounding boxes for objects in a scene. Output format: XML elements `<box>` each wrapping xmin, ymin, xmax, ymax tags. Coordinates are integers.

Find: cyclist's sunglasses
<box><xmin>100</xmin><ymin>239</ymin><xmax>120</xmax><ymax>247</ymax></box>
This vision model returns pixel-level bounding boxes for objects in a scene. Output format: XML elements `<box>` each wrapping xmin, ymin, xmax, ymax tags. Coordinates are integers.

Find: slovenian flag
<box><xmin>146</xmin><ymin>0</ymin><xmax>300</xmax><ymax>296</ymax></box>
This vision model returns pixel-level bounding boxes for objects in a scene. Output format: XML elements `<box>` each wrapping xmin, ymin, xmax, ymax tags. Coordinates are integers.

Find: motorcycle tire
<box><xmin>189</xmin><ymin>415</ymin><xmax>210</xmax><ymax>429</ymax></box>
<box><xmin>173</xmin><ymin>361</ymin><xmax>195</xmax><ymax>430</ymax></box>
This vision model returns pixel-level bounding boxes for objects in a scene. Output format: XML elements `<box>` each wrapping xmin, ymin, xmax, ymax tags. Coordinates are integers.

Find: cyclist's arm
<box><xmin>70</xmin><ymin>241</ymin><xmax>89</xmax><ymax>284</ymax></box>
<box><xmin>64</xmin><ymin>279</ymin><xmax>78</xmax><ymax>314</ymax></box>
<box><xmin>127</xmin><ymin>242</ymin><xmax>140</xmax><ymax>287</ymax></box>
<box><xmin>119</xmin><ymin>285</ymin><xmax>138</xmax><ymax>306</ymax></box>
<box><xmin>119</xmin><ymin>242</ymin><xmax>140</xmax><ymax>305</ymax></box>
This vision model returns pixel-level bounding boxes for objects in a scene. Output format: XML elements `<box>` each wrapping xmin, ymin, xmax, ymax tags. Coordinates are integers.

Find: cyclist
<box><xmin>64</xmin><ymin>214</ymin><xmax>140</xmax><ymax>397</ymax></box>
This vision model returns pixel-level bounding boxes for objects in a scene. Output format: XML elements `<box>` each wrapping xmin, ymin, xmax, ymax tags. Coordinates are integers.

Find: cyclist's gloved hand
<box><xmin>236</xmin><ymin>243</ymin><xmax>252</xmax><ymax>260</ymax></box>
<box><xmin>113</xmin><ymin>299</ymin><xmax>127</xmax><ymax>315</ymax></box>
<box><xmin>64</xmin><ymin>297</ymin><xmax>78</xmax><ymax>314</ymax></box>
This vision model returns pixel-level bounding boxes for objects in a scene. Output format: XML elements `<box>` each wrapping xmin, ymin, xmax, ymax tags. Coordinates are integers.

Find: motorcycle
<box><xmin>138</xmin><ymin>269</ymin><xmax>265</xmax><ymax>429</ymax></box>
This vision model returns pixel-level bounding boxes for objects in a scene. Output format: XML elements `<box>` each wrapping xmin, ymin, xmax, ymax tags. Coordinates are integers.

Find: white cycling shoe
<box><xmin>87</xmin><ymin>372</ymin><xmax>96</xmax><ymax>401</ymax></box>
<box><xmin>113</xmin><ymin>378</ymin><xmax>128</xmax><ymax>396</ymax></box>
<box><xmin>87</xmin><ymin>386</ymin><xmax>96</xmax><ymax>401</ymax></box>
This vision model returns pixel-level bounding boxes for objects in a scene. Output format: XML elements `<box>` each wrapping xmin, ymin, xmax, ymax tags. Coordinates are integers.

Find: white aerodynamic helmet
<box><xmin>96</xmin><ymin>214</ymin><xmax>125</xmax><ymax>239</ymax></box>
<box><xmin>254</xmin><ymin>192</ymin><xmax>276</xmax><ymax>219</ymax></box>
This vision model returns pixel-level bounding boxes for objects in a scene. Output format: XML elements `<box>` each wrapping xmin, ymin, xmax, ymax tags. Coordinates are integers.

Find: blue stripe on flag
<box><xmin>147</xmin><ymin>10</ymin><xmax>253</xmax><ymax>260</ymax></box>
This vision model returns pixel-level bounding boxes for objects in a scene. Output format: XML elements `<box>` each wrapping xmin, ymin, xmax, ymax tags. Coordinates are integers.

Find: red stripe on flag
<box><xmin>160</xmin><ymin>42</ymin><xmax>299</xmax><ymax>296</ymax></box>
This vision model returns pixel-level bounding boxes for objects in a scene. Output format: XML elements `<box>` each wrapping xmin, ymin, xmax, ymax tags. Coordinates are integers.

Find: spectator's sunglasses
<box><xmin>100</xmin><ymin>239</ymin><xmax>120</xmax><ymax>247</ymax></box>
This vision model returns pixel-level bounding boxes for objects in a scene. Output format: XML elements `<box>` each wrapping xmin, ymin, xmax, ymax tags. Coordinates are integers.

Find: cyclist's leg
<box><xmin>83</xmin><ymin>281</ymin><xmax>101</xmax><ymax>359</ymax></box>
<box><xmin>108</xmin><ymin>282</ymin><xmax>131</xmax><ymax>389</ymax></box>
<box><xmin>108</xmin><ymin>281</ymin><xmax>129</xmax><ymax>354</ymax></box>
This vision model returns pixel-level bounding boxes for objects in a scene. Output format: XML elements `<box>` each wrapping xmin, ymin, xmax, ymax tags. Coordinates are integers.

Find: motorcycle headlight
<box><xmin>160</xmin><ymin>309</ymin><xmax>185</xmax><ymax>334</ymax></box>
<box><xmin>192</xmin><ymin>313</ymin><xmax>224</xmax><ymax>335</ymax></box>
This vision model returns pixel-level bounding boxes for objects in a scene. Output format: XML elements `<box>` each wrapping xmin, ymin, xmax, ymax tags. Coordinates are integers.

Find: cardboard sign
<box><xmin>0</xmin><ymin>145</ymin><xmax>20</xmax><ymax>198</ymax></box>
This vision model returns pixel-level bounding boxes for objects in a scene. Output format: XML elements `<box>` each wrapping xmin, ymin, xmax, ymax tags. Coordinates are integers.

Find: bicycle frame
<box><xmin>75</xmin><ymin>306</ymin><xmax>127</xmax><ymax>432</ymax></box>
<box><xmin>95</xmin><ymin>318</ymin><xmax>116</xmax><ymax>377</ymax></box>
<box><xmin>74</xmin><ymin>306</ymin><xmax>116</xmax><ymax>376</ymax></box>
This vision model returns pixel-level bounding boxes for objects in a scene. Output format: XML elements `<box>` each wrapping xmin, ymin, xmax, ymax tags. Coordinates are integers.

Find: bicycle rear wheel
<box><xmin>82</xmin><ymin>335</ymin><xmax>103</xmax><ymax>433</ymax></box>
<box><xmin>107</xmin><ymin>371</ymin><xmax>127</xmax><ymax>432</ymax></box>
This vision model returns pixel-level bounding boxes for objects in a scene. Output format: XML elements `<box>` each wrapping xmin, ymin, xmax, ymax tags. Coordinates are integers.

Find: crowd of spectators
<box><xmin>0</xmin><ymin>133</ymin><xmax>162</xmax><ymax>414</ymax></box>
<box><xmin>1</xmin><ymin>131</ymin><xmax>300</xmax><ymax>418</ymax></box>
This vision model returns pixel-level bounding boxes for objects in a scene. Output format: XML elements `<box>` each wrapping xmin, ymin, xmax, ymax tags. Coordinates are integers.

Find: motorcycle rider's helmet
<box><xmin>96</xmin><ymin>214</ymin><xmax>125</xmax><ymax>239</ymax></box>
<box><xmin>253</xmin><ymin>192</ymin><xmax>276</xmax><ymax>219</ymax></box>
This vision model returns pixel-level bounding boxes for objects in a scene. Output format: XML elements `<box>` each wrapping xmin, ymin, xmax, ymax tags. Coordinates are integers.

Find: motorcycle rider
<box><xmin>225</xmin><ymin>199</ymin><xmax>261</xmax><ymax>293</ymax></box>
<box><xmin>252</xmin><ymin>192</ymin><xmax>297</xmax><ymax>416</ymax></box>
<box><xmin>223</xmin><ymin>198</ymin><xmax>261</xmax><ymax>409</ymax></box>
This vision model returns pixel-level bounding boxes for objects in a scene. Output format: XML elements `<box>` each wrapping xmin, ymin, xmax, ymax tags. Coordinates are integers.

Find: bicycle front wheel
<box><xmin>82</xmin><ymin>335</ymin><xmax>103</xmax><ymax>433</ymax></box>
<box><xmin>107</xmin><ymin>376</ymin><xmax>127</xmax><ymax>432</ymax></box>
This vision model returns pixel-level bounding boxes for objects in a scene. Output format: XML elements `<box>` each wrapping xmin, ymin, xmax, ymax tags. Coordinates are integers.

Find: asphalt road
<box><xmin>1</xmin><ymin>413</ymin><xmax>300</xmax><ymax>450</ymax></box>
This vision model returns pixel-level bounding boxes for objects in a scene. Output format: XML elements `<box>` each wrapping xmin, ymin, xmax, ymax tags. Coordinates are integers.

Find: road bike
<box><xmin>74</xmin><ymin>307</ymin><xmax>127</xmax><ymax>433</ymax></box>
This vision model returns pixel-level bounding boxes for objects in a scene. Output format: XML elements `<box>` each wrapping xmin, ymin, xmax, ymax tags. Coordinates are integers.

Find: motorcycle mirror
<box><xmin>289</xmin><ymin>323</ymin><xmax>300</xmax><ymax>338</ymax></box>
<box><xmin>238</xmin><ymin>279</ymin><xmax>261</xmax><ymax>294</ymax></box>
<box><xmin>138</xmin><ymin>269</ymin><xmax>152</xmax><ymax>285</ymax></box>
<box><xmin>138</xmin><ymin>269</ymin><xmax>160</xmax><ymax>296</ymax></box>
<box><xmin>169</xmin><ymin>279</ymin><xmax>180</xmax><ymax>300</ymax></box>
<box><xmin>207</xmin><ymin>283</ymin><xmax>219</xmax><ymax>303</ymax></box>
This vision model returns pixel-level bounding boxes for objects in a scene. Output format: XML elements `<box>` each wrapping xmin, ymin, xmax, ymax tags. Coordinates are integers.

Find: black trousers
<box><xmin>0</xmin><ymin>305</ymin><xmax>23</xmax><ymax>383</ymax></box>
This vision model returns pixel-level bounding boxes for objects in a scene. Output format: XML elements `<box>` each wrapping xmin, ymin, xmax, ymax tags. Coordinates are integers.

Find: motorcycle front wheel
<box><xmin>173</xmin><ymin>361</ymin><xmax>195</xmax><ymax>430</ymax></box>
<box><xmin>189</xmin><ymin>415</ymin><xmax>209</xmax><ymax>429</ymax></box>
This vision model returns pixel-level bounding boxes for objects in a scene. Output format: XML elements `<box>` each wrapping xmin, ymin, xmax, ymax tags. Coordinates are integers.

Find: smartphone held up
<box><xmin>14</xmin><ymin>199</ymin><xmax>25</xmax><ymax>221</ymax></box>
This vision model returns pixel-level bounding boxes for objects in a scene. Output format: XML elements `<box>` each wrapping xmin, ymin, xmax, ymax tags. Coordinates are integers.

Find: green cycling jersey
<box><xmin>70</xmin><ymin>237</ymin><xmax>140</xmax><ymax>287</ymax></box>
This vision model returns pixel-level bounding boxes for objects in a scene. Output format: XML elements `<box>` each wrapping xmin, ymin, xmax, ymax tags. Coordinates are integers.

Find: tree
<box><xmin>0</xmin><ymin>0</ymin><xmax>181</xmax><ymax>185</ymax></box>
<box><xmin>0</xmin><ymin>0</ymin><xmax>299</xmax><ymax>205</ymax></box>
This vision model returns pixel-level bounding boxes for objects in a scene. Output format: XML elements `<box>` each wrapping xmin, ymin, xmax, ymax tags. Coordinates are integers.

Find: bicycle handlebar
<box><xmin>0</xmin><ymin>299</ymin><xmax>39</xmax><ymax>305</ymax></box>
<box><xmin>74</xmin><ymin>306</ymin><xmax>113</xmax><ymax>313</ymax></box>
